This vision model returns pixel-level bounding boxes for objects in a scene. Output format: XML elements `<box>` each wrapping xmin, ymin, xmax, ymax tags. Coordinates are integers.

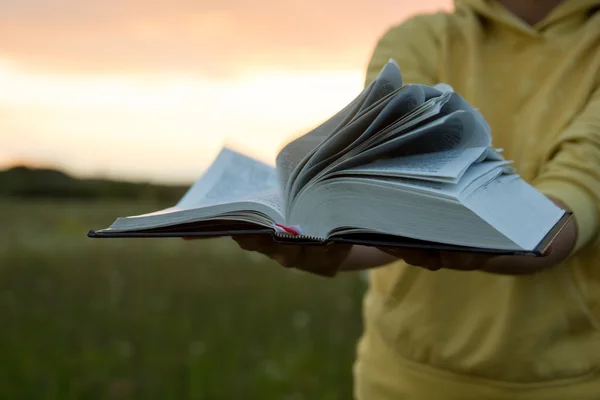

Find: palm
<box><xmin>233</xmin><ymin>235</ymin><xmax>352</xmax><ymax>277</ymax></box>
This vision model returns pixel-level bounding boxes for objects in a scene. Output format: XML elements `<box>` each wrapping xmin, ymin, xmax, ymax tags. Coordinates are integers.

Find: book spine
<box><xmin>272</xmin><ymin>223</ymin><xmax>325</xmax><ymax>242</ymax></box>
<box><xmin>274</xmin><ymin>223</ymin><xmax>302</xmax><ymax>236</ymax></box>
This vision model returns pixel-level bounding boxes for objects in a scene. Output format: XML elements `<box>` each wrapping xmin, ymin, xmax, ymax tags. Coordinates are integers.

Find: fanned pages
<box><xmin>88</xmin><ymin>60</ymin><xmax>570</xmax><ymax>256</ymax></box>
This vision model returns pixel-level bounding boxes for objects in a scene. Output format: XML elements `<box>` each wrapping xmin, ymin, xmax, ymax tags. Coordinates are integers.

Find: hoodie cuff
<box><xmin>535</xmin><ymin>180</ymin><xmax>599</xmax><ymax>253</ymax></box>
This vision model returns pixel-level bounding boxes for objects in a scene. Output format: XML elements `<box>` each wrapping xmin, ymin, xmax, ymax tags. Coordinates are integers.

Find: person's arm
<box><xmin>364</xmin><ymin>18</ymin><xmax>600</xmax><ymax>275</ymax></box>
<box><xmin>531</xmin><ymin>86</ymin><xmax>600</xmax><ymax>254</ymax></box>
<box><xmin>381</xmin><ymin>85</ymin><xmax>600</xmax><ymax>275</ymax></box>
<box><xmin>486</xmin><ymin>84</ymin><xmax>600</xmax><ymax>273</ymax></box>
<box><xmin>478</xmin><ymin>199</ymin><xmax>578</xmax><ymax>275</ymax></box>
<box><xmin>225</xmin><ymin>16</ymin><xmax>447</xmax><ymax>276</ymax></box>
<box><xmin>226</xmin><ymin>21</ymin><xmax>599</xmax><ymax>277</ymax></box>
<box><xmin>339</xmin><ymin>246</ymin><xmax>397</xmax><ymax>271</ymax></box>
<box><xmin>364</xmin><ymin>15</ymin><xmax>443</xmax><ymax>87</ymax></box>
<box><xmin>325</xmin><ymin>16</ymin><xmax>444</xmax><ymax>273</ymax></box>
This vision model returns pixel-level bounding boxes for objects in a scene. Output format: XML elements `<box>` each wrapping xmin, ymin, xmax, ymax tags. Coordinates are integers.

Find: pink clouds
<box><xmin>0</xmin><ymin>0</ymin><xmax>451</xmax><ymax>75</ymax></box>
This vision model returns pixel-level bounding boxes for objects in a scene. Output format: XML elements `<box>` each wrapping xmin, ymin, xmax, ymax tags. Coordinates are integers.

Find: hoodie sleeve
<box><xmin>533</xmin><ymin>86</ymin><xmax>600</xmax><ymax>252</ymax></box>
<box><xmin>364</xmin><ymin>15</ymin><xmax>443</xmax><ymax>87</ymax></box>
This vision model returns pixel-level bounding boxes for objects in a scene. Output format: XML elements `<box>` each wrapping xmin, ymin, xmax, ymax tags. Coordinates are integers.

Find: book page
<box><xmin>442</xmin><ymin>91</ymin><xmax>490</xmax><ymax>137</ymax></box>
<box><xmin>434</xmin><ymin>83</ymin><xmax>454</xmax><ymax>93</ymax></box>
<box><xmin>351</xmin><ymin>92</ymin><xmax>486</xmax><ymax>157</ymax></box>
<box><xmin>101</xmin><ymin>149</ymin><xmax>286</xmax><ymax>233</ymax></box>
<box><xmin>296</xmin><ymin>84</ymin><xmax>427</xmax><ymax>191</ymax></box>
<box><xmin>276</xmin><ymin>58</ymin><xmax>403</xmax><ymax>197</ymax></box>
<box><xmin>377</xmin><ymin>92</ymin><xmax>490</xmax><ymax>149</ymax></box>
<box><xmin>461</xmin><ymin>174</ymin><xmax>565</xmax><ymax>251</ymax></box>
<box><xmin>355</xmin><ymin>160</ymin><xmax>511</xmax><ymax>199</ymax></box>
<box><xmin>350</xmin><ymin>84</ymin><xmax>428</xmax><ymax>150</ymax></box>
<box><xmin>398</xmin><ymin>110</ymin><xmax>490</xmax><ymax>155</ymax></box>
<box><xmin>286</xmin><ymin>89</ymin><xmax>398</xmax><ymax>206</ymax></box>
<box><xmin>279</xmin><ymin>59</ymin><xmax>404</xmax><ymax>208</ymax></box>
<box><xmin>177</xmin><ymin>147</ymin><xmax>281</xmax><ymax>211</ymax></box>
<box><xmin>364</xmin><ymin>91</ymin><xmax>450</xmax><ymax>147</ymax></box>
<box><xmin>247</xmin><ymin>188</ymin><xmax>286</xmax><ymax>217</ymax></box>
<box><xmin>323</xmin><ymin>110</ymin><xmax>486</xmax><ymax>177</ymax></box>
<box><xmin>275</xmin><ymin>79</ymin><xmax>375</xmax><ymax>200</ymax></box>
<box><xmin>341</xmin><ymin>147</ymin><xmax>491</xmax><ymax>183</ymax></box>
<box><xmin>307</xmin><ymin>86</ymin><xmax>449</xmax><ymax>186</ymax></box>
<box><xmin>354</xmin><ymin>58</ymin><xmax>404</xmax><ymax>117</ymax></box>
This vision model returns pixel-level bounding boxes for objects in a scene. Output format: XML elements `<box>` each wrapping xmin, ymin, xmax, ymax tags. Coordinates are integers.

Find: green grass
<box><xmin>0</xmin><ymin>199</ymin><xmax>365</xmax><ymax>399</ymax></box>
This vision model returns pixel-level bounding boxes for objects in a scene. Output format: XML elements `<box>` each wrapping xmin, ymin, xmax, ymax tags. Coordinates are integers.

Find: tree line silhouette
<box><xmin>0</xmin><ymin>166</ymin><xmax>188</xmax><ymax>202</ymax></box>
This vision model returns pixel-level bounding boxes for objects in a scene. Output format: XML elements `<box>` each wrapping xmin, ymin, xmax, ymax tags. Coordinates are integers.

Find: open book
<box><xmin>88</xmin><ymin>60</ymin><xmax>570</xmax><ymax>255</ymax></box>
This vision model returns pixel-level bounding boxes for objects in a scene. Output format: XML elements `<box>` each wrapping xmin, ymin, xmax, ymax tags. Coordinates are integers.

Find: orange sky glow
<box><xmin>0</xmin><ymin>0</ymin><xmax>451</xmax><ymax>183</ymax></box>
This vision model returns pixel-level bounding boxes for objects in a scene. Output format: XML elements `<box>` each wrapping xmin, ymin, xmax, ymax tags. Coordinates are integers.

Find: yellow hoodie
<box><xmin>356</xmin><ymin>1</ymin><xmax>600</xmax><ymax>399</ymax></box>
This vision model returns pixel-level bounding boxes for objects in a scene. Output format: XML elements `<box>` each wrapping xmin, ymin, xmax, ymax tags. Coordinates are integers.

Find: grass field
<box><xmin>0</xmin><ymin>199</ymin><xmax>366</xmax><ymax>399</ymax></box>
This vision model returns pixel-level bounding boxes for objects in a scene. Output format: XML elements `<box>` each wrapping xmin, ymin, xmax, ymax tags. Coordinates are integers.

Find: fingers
<box><xmin>232</xmin><ymin>235</ymin><xmax>304</xmax><ymax>268</ymax></box>
<box><xmin>270</xmin><ymin>246</ymin><xmax>305</xmax><ymax>268</ymax></box>
<box><xmin>438</xmin><ymin>251</ymin><xmax>473</xmax><ymax>270</ymax></box>
<box><xmin>223</xmin><ymin>235</ymin><xmax>351</xmax><ymax>275</ymax></box>
<box><xmin>422</xmin><ymin>256</ymin><xmax>443</xmax><ymax>271</ymax></box>
<box><xmin>232</xmin><ymin>234</ymin><xmax>269</xmax><ymax>251</ymax></box>
<box><xmin>380</xmin><ymin>248</ymin><xmax>439</xmax><ymax>269</ymax></box>
<box><xmin>182</xmin><ymin>235</ymin><xmax>222</xmax><ymax>240</ymax></box>
<box><xmin>438</xmin><ymin>251</ymin><xmax>493</xmax><ymax>271</ymax></box>
<box><xmin>401</xmin><ymin>250</ymin><xmax>435</xmax><ymax>268</ymax></box>
<box><xmin>183</xmin><ymin>233</ymin><xmax>348</xmax><ymax>276</ymax></box>
<box><xmin>379</xmin><ymin>247</ymin><xmax>494</xmax><ymax>272</ymax></box>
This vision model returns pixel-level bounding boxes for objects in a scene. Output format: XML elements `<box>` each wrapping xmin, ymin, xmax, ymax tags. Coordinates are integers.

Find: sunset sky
<box><xmin>0</xmin><ymin>0</ymin><xmax>451</xmax><ymax>183</ymax></box>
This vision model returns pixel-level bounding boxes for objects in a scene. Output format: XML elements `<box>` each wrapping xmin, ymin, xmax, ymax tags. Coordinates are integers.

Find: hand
<box><xmin>377</xmin><ymin>247</ymin><xmax>505</xmax><ymax>272</ymax></box>
<box><xmin>378</xmin><ymin>246</ymin><xmax>559</xmax><ymax>274</ymax></box>
<box><xmin>378</xmin><ymin>197</ymin><xmax>577</xmax><ymax>275</ymax></box>
<box><xmin>233</xmin><ymin>235</ymin><xmax>353</xmax><ymax>277</ymax></box>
